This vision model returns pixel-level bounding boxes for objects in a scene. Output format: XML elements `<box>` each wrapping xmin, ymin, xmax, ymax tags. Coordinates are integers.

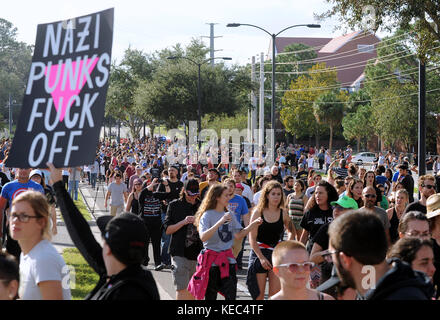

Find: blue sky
<box><xmin>3</xmin><ymin>0</ymin><xmax>378</xmax><ymax>65</ymax></box>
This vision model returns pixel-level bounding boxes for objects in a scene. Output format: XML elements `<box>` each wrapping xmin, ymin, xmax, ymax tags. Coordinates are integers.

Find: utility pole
<box><xmin>259</xmin><ymin>52</ymin><xmax>265</xmax><ymax>149</ymax></box>
<box><xmin>251</xmin><ymin>56</ymin><xmax>257</xmax><ymax>144</ymax></box>
<box><xmin>418</xmin><ymin>59</ymin><xmax>426</xmax><ymax>176</ymax></box>
<box><xmin>8</xmin><ymin>94</ymin><xmax>12</xmax><ymax>135</ymax></box>
<box><xmin>202</xmin><ymin>23</ymin><xmax>222</xmax><ymax>66</ymax></box>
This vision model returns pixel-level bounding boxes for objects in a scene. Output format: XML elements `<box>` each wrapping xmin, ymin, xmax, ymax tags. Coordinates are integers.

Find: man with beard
<box><xmin>361</xmin><ymin>186</ymin><xmax>391</xmax><ymax>246</ymax></box>
<box><xmin>405</xmin><ymin>175</ymin><xmax>436</xmax><ymax>214</ymax></box>
<box><xmin>327</xmin><ymin>210</ymin><xmax>434</xmax><ymax>300</ymax></box>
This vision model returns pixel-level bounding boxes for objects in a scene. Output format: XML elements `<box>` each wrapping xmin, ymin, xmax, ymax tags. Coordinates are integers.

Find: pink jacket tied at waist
<box><xmin>187</xmin><ymin>248</ymin><xmax>236</xmax><ymax>300</ymax></box>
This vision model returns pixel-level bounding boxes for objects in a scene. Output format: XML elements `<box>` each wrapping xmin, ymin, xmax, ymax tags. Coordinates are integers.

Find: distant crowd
<box><xmin>1</xmin><ymin>136</ymin><xmax>440</xmax><ymax>300</ymax></box>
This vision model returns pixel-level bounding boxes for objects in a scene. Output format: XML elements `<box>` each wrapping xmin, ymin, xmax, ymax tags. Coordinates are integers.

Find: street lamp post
<box><xmin>227</xmin><ymin>23</ymin><xmax>320</xmax><ymax>161</ymax></box>
<box><xmin>167</xmin><ymin>56</ymin><xmax>232</xmax><ymax>148</ymax></box>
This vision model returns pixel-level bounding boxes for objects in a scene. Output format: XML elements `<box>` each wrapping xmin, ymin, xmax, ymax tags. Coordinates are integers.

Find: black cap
<box><xmin>97</xmin><ymin>213</ymin><xmax>147</xmax><ymax>265</ymax></box>
<box><xmin>316</xmin><ymin>265</ymin><xmax>341</xmax><ymax>292</ymax></box>
<box><xmin>397</xmin><ymin>163</ymin><xmax>409</xmax><ymax>170</ymax></box>
<box><xmin>184</xmin><ymin>179</ymin><xmax>200</xmax><ymax>196</ymax></box>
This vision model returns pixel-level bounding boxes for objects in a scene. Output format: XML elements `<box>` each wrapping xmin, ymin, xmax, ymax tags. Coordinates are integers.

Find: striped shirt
<box><xmin>288</xmin><ymin>194</ymin><xmax>306</xmax><ymax>221</ymax></box>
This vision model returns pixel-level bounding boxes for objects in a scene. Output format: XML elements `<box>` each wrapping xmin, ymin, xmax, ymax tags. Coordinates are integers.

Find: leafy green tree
<box><xmin>313</xmin><ymin>90</ymin><xmax>345</xmax><ymax>152</ymax></box>
<box><xmin>0</xmin><ymin>18</ymin><xmax>33</xmax><ymax>128</ymax></box>
<box><xmin>342</xmin><ymin>103</ymin><xmax>374</xmax><ymax>152</ymax></box>
<box><xmin>280</xmin><ymin>62</ymin><xmax>339</xmax><ymax>141</ymax></box>
<box><xmin>317</xmin><ymin>0</ymin><xmax>440</xmax><ymax>60</ymax></box>
<box><xmin>134</xmin><ymin>40</ymin><xmax>252</xmax><ymax>141</ymax></box>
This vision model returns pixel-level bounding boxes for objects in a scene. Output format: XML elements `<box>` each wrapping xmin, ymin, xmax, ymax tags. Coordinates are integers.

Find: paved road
<box><xmin>52</xmin><ymin>180</ymin><xmax>257</xmax><ymax>300</ymax></box>
<box><xmin>52</xmin><ymin>165</ymin><xmax>433</xmax><ymax>299</ymax></box>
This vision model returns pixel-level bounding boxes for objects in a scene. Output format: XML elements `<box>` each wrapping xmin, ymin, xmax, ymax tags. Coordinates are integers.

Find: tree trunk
<box><xmin>329</xmin><ymin>125</ymin><xmax>333</xmax><ymax>153</ymax></box>
<box><xmin>437</xmin><ymin>115</ymin><xmax>440</xmax><ymax>155</ymax></box>
<box><xmin>357</xmin><ymin>137</ymin><xmax>360</xmax><ymax>153</ymax></box>
<box><xmin>315</xmin><ymin>127</ymin><xmax>320</xmax><ymax>149</ymax></box>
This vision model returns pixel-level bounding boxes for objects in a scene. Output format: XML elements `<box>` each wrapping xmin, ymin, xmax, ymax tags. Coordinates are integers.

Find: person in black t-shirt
<box><xmin>405</xmin><ymin>175</ymin><xmax>436</xmax><ymax>214</ymax></box>
<box><xmin>396</xmin><ymin>163</ymin><xmax>414</xmax><ymax>203</ymax></box>
<box><xmin>309</xmin><ymin>196</ymin><xmax>359</xmax><ymax>288</ymax></box>
<box><xmin>299</xmin><ymin>181</ymin><xmax>338</xmax><ymax>253</ymax></box>
<box><xmin>155</xmin><ymin>166</ymin><xmax>184</xmax><ymax>271</ymax></box>
<box><xmin>163</xmin><ymin>179</ymin><xmax>202</xmax><ymax>300</ymax></box>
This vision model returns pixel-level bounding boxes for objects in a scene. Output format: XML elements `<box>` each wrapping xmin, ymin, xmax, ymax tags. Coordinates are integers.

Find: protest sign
<box><xmin>5</xmin><ymin>8</ymin><xmax>114</xmax><ymax>168</ymax></box>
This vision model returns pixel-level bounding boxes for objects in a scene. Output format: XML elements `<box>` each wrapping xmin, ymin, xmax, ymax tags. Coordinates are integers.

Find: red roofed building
<box><xmin>271</xmin><ymin>30</ymin><xmax>381</xmax><ymax>91</ymax></box>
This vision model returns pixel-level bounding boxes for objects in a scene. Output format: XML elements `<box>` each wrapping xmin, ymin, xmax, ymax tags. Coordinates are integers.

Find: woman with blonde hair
<box><xmin>247</xmin><ymin>181</ymin><xmax>295</xmax><ymax>300</ymax></box>
<box><xmin>387</xmin><ymin>189</ymin><xmax>409</xmax><ymax>243</ymax></box>
<box><xmin>9</xmin><ymin>191</ymin><xmax>71</xmax><ymax>300</ymax></box>
<box><xmin>188</xmin><ymin>184</ymin><xmax>262</xmax><ymax>300</ymax></box>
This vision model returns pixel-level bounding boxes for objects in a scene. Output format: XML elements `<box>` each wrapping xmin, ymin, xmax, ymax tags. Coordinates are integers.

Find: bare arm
<box><xmin>38</xmin><ymin>281</ymin><xmax>64</xmax><ymax>300</ymax></box>
<box><xmin>50</xmin><ymin>205</ymin><xmax>57</xmax><ymax>236</ymax></box>
<box><xmin>299</xmin><ymin>229</ymin><xmax>309</xmax><ymax>245</ymax></box>
<box><xmin>166</xmin><ymin>216</ymin><xmax>194</xmax><ymax>235</ymax></box>
<box><xmin>283</xmin><ymin>209</ymin><xmax>295</xmax><ymax>240</ymax></box>
<box><xmin>310</xmin><ymin>243</ymin><xmax>324</xmax><ymax>264</ymax></box>
<box><xmin>125</xmin><ymin>193</ymin><xmax>134</xmax><ymax>212</ymax></box>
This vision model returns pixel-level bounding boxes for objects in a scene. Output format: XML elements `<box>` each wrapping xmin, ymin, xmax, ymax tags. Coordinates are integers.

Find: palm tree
<box><xmin>313</xmin><ymin>90</ymin><xmax>345</xmax><ymax>153</ymax></box>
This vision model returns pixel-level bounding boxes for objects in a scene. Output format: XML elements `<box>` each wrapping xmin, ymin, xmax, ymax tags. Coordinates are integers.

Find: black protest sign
<box><xmin>5</xmin><ymin>8</ymin><xmax>114</xmax><ymax>168</ymax></box>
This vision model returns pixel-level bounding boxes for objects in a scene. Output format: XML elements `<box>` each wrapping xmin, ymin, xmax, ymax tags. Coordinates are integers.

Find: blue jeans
<box><xmin>68</xmin><ymin>180</ymin><xmax>79</xmax><ymax>201</ymax></box>
<box><xmin>90</xmin><ymin>173</ymin><xmax>97</xmax><ymax>189</ymax></box>
<box><xmin>160</xmin><ymin>211</ymin><xmax>171</xmax><ymax>265</ymax></box>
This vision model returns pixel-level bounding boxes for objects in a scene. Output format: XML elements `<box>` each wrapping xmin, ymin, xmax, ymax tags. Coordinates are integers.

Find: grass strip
<box><xmin>62</xmin><ymin>248</ymin><xmax>99</xmax><ymax>300</ymax></box>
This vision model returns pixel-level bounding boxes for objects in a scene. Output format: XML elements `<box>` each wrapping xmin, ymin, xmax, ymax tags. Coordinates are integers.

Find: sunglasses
<box><xmin>10</xmin><ymin>213</ymin><xmax>40</xmax><ymax>223</ymax></box>
<box><xmin>422</xmin><ymin>184</ymin><xmax>435</xmax><ymax>189</ymax></box>
<box><xmin>275</xmin><ymin>262</ymin><xmax>315</xmax><ymax>272</ymax></box>
<box><xmin>364</xmin><ymin>194</ymin><xmax>376</xmax><ymax>198</ymax></box>
<box><xmin>405</xmin><ymin>231</ymin><xmax>431</xmax><ymax>238</ymax></box>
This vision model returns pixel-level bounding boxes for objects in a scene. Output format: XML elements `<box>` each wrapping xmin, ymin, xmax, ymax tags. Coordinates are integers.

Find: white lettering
<box><xmin>79</xmin><ymin>92</ymin><xmax>98</xmax><ymax>128</ymax></box>
<box><xmin>64</xmin><ymin>95</ymin><xmax>80</xmax><ymax>129</ymax></box>
<box><xmin>44</xmin><ymin>60</ymin><xmax>63</xmax><ymax>93</ymax></box>
<box><xmin>44</xmin><ymin>98</ymin><xmax>62</xmax><ymax>131</ymax></box>
<box><xmin>61</xmin><ymin>57</ymin><xmax>82</xmax><ymax>91</ymax></box>
<box><xmin>48</xmin><ymin>132</ymin><xmax>66</xmax><ymax>163</ymax></box>
<box><xmin>61</xmin><ymin>26</ymin><xmax>74</xmax><ymax>55</ymax></box>
<box><xmin>64</xmin><ymin>131</ymin><xmax>82</xmax><ymax>166</ymax></box>
<box><xmin>95</xmin><ymin>53</ymin><xmax>109</xmax><ymax>87</ymax></box>
<box><xmin>76</xmin><ymin>16</ymin><xmax>91</xmax><ymax>52</ymax></box>
<box><xmin>43</xmin><ymin>22</ymin><xmax>62</xmax><ymax>58</ymax></box>
<box><xmin>94</xmin><ymin>14</ymin><xmax>100</xmax><ymax>49</ymax></box>
<box><xmin>27</xmin><ymin>98</ymin><xmax>45</xmax><ymax>132</ymax></box>
<box><xmin>26</xmin><ymin>62</ymin><xmax>46</xmax><ymax>95</ymax></box>
<box><xmin>29</xmin><ymin>133</ymin><xmax>48</xmax><ymax>167</ymax></box>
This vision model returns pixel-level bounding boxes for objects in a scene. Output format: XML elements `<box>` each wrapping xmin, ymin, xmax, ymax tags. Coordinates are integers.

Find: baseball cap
<box><xmin>29</xmin><ymin>169</ymin><xmax>43</xmax><ymax>179</ymax></box>
<box><xmin>235</xmin><ymin>183</ymin><xmax>244</xmax><ymax>190</ymax></box>
<box><xmin>397</xmin><ymin>163</ymin><xmax>409</xmax><ymax>170</ymax></box>
<box><xmin>135</xmin><ymin>166</ymin><xmax>142</xmax><ymax>170</ymax></box>
<box><xmin>426</xmin><ymin>194</ymin><xmax>440</xmax><ymax>219</ymax></box>
<box><xmin>97</xmin><ymin>213</ymin><xmax>147</xmax><ymax>265</ymax></box>
<box><xmin>330</xmin><ymin>195</ymin><xmax>359</xmax><ymax>210</ymax></box>
<box><xmin>209</xmin><ymin>168</ymin><xmax>220</xmax><ymax>176</ymax></box>
<box><xmin>184</xmin><ymin>179</ymin><xmax>200</xmax><ymax>196</ymax></box>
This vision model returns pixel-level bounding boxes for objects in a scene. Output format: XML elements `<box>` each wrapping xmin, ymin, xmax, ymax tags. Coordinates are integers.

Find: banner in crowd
<box><xmin>6</xmin><ymin>8</ymin><xmax>114</xmax><ymax>168</ymax></box>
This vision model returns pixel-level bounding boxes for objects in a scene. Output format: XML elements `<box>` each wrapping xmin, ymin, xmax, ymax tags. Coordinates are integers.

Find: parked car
<box><xmin>351</xmin><ymin>152</ymin><xmax>376</xmax><ymax>165</ymax></box>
